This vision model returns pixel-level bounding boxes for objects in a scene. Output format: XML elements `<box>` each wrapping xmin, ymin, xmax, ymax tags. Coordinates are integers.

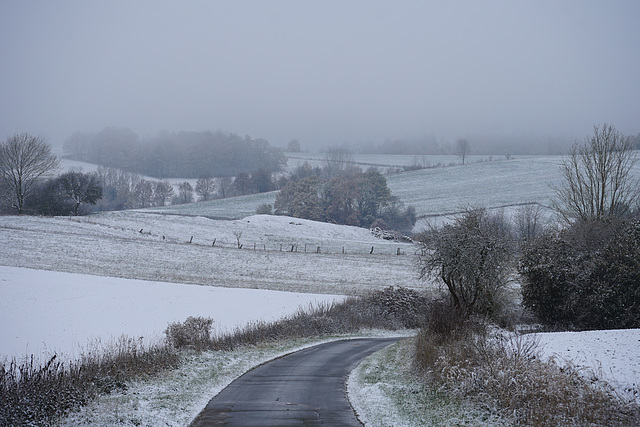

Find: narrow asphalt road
<box><xmin>189</xmin><ymin>337</ymin><xmax>402</xmax><ymax>426</ymax></box>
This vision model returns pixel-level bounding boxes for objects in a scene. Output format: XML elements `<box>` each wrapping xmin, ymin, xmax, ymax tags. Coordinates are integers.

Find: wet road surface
<box><xmin>189</xmin><ymin>337</ymin><xmax>402</xmax><ymax>426</ymax></box>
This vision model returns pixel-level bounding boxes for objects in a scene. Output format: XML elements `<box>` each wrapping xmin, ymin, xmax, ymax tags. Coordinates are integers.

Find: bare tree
<box><xmin>154</xmin><ymin>181</ymin><xmax>174</xmax><ymax>206</ymax></box>
<box><xmin>553</xmin><ymin>123</ymin><xmax>639</xmax><ymax>222</ymax></box>
<box><xmin>323</xmin><ymin>147</ymin><xmax>353</xmax><ymax>178</ymax></box>
<box><xmin>218</xmin><ymin>176</ymin><xmax>232</xmax><ymax>199</ymax></box>
<box><xmin>195</xmin><ymin>175</ymin><xmax>215</xmax><ymax>201</ymax></box>
<box><xmin>231</xmin><ymin>172</ymin><xmax>252</xmax><ymax>196</ymax></box>
<box><xmin>417</xmin><ymin>208</ymin><xmax>514</xmax><ymax>316</ymax></box>
<box><xmin>134</xmin><ymin>179</ymin><xmax>154</xmax><ymax>208</ymax></box>
<box><xmin>513</xmin><ymin>203</ymin><xmax>545</xmax><ymax>242</ymax></box>
<box><xmin>177</xmin><ymin>181</ymin><xmax>194</xmax><ymax>204</ymax></box>
<box><xmin>455</xmin><ymin>139</ymin><xmax>470</xmax><ymax>165</ymax></box>
<box><xmin>286</xmin><ymin>139</ymin><xmax>301</xmax><ymax>152</ymax></box>
<box><xmin>233</xmin><ymin>230</ymin><xmax>242</xmax><ymax>249</ymax></box>
<box><xmin>0</xmin><ymin>133</ymin><xmax>59</xmax><ymax>214</ymax></box>
<box><xmin>57</xmin><ymin>171</ymin><xmax>103</xmax><ymax>215</ymax></box>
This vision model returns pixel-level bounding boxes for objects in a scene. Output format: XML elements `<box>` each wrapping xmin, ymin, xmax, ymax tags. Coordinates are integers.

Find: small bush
<box><xmin>255</xmin><ymin>203</ymin><xmax>273</xmax><ymax>215</ymax></box>
<box><xmin>165</xmin><ymin>316</ymin><xmax>214</xmax><ymax>350</ymax></box>
<box><xmin>363</xmin><ymin>286</ymin><xmax>429</xmax><ymax>328</ymax></box>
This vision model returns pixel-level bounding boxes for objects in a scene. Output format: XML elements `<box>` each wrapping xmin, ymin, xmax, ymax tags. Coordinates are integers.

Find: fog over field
<box><xmin>1</xmin><ymin>1</ymin><xmax>639</xmax><ymax>151</ymax></box>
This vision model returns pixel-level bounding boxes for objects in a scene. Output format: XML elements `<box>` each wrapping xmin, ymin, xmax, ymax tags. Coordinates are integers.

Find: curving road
<box><xmin>189</xmin><ymin>337</ymin><xmax>402</xmax><ymax>426</ymax></box>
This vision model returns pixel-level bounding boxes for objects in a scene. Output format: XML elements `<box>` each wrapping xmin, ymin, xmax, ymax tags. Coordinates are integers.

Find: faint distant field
<box><xmin>148</xmin><ymin>155</ymin><xmax>568</xmax><ymax>228</ymax></box>
<box><xmin>285</xmin><ymin>152</ymin><xmax>478</xmax><ymax>171</ymax></box>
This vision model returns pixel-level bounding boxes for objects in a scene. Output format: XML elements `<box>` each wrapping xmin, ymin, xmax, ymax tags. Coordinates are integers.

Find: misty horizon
<box><xmin>1</xmin><ymin>1</ymin><xmax>639</xmax><ymax>151</ymax></box>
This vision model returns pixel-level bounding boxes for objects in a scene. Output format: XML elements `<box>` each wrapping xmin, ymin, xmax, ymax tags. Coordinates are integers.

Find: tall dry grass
<box><xmin>165</xmin><ymin>286</ymin><xmax>429</xmax><ymax>351</ymax></box>
<box><xmin>415</xmin><ymin>302</ymin><xmax>640</xmax><ymax>425</ymax></box>
<box><xmin>0</xmin><ymin>337</ymin><xmax>178</xmax><ymax>426</ymax></box>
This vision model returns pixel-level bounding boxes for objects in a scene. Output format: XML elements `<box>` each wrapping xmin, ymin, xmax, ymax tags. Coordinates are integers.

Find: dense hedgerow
<box><xmin>0</xmin><ymin>337</ymin><xmax>178</xmax><ymax>426</ymax></box>
<box><xmin>519</xmin><ymin>218</ymin><xmax>640</xmax><ymax>330</ymax></box>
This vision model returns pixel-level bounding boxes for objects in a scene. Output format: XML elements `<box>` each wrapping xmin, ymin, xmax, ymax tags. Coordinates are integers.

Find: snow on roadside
<box><xmin>0</xmin><ymin>266</ymin><xmax>344</xmax><ymax>361</ymax></box>
<box><xmin>349</xmin><ymin>331</ymin><xmax>640</xmax><ymax>426</ymax></box>
<box><xmin>536</xmin><ymin>329</ymin><xmax>640</xmax><ymax>404</ymax></box>
<box><xmin>62</xmin><ymin>332</ymin><xmax>412</xmax><ymax>427</ymax></box>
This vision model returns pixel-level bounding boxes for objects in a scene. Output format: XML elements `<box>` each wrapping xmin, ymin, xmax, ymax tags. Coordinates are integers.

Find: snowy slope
<box><xmin>0</xmin><ymin>213</ymin><xmax>422</xmax><ymax>296</ymax></box>
<box><xmin>0</xmin><ymin>266</ymin><xmax>344</xmax><ymax>361</ymax></box>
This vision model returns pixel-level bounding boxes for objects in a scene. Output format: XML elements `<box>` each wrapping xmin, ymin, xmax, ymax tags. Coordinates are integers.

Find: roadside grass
<box><xmin>349</xmin><ymin>338</ymin><xmax>501</xmax><ymax>426</ymax></box>
<box><xmin>410</xmin><ymin>302</ymin><xmax>640</xmax><ymax>426</ymax></box>
<box><xmin>1</xmin><ymin>287</ymin><xmax>426</xmax><ymax>426</ymax></box>
<box><xmin>0</xmin><ymin>337</ymin><xmax>178</xmax><ymax>426</ymax></box>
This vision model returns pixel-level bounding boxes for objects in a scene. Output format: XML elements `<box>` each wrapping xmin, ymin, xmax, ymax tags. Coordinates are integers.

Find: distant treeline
<box><xmin>345</xmin><ymin>133</ymin><xmax>639</xmax><ymax>156</ymax></box>
<box><xmin>63</xmin><ymin>127</ymin><xmax>287</xmax><ymax>178</ymax></box>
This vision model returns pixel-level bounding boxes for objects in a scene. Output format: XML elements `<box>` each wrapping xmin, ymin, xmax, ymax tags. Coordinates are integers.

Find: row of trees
<box><xmin>92</xmin><ymin>167</ymin><xmax>277</xmax><ymax>211</ymax></box>
<box><xmin>0</xmin><ymin>133</ymin><xmax>278</xmax><ymax>215</ymax></box>
<box><xmin>419</xmin><ymin>124</ymin><xmax>640</xmax><ymax>330</ymax></box>
<box><xmin>63</xmin><ymin>128</ymin><xmax>287</xmax><ymax>178</ymax></box>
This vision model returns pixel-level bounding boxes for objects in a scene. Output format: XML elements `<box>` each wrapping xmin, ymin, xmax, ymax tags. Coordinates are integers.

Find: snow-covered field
<box><xmin>536</xmin><ymin>329</ymin><xmax>640</xmax><ymax>405</ymax></box>
<box><xmin>0</xmin><ymin>213</ymin><xmax>422</xmax><ymax>297</ymax></box>
<box><xmin>0</xmin><ymin>266</ymin><xmax>345</xmax><ymax>361</ymax></box>
<box><xmin>0</xmin><ymin>212</ymin><xmax>423</xmax><ymax>359</ymax></box>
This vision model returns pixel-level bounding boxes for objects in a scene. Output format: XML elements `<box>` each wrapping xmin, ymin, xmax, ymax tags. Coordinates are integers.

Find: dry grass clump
<box><xmin>0</xmin><ymin>337</ymin><xmax>178</xmax><ymax>426</ymax></box>
<box><xmin>415</xmin><ymin>302</ymin><xmax>640</xmax><ymax>425</ymax></box>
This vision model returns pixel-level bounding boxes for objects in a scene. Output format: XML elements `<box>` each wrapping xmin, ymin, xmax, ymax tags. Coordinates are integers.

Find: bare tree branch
<box><xmin>552</xmin><ymin>123</ymin><xmax>639</xmax><ymax>222</ymax></box>
<box><xmin>0</xmin><ymin>133</ymin><xmax>59</xmax><ymax>214</ymax></box>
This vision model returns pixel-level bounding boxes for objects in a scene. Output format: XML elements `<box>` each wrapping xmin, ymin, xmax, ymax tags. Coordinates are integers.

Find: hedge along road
<box><xmin>189</xmin><ymin>337</ymin><xmax>403</xmax><ymax>426</ymax></box>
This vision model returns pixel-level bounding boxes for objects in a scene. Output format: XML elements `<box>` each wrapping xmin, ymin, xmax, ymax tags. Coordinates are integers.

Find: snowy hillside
<box><xmin>3</xmin><ymin>158</ymin><xmax>640</xmax><ymax>424</ymax></box>
<box><xmin>0</xmin><ymin>212</ymin><xmax>421</xmax><ymax>296</ymax></box>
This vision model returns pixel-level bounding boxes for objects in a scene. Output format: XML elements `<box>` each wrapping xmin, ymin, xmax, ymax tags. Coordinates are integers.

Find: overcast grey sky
<box><xmin>1</xmin><ymin>1</ymin><xmax>639</xmax><ymax>149</ymax></box>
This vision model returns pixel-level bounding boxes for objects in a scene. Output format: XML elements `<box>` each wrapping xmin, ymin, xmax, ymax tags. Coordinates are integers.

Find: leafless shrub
<box><xmin>165</xmin><ymin>316</ymin><xmax>213</xmax><ymax>350</ymax></box>
<box><xmin>417</xmin><ymin>208</ymin><xmax>515</xmax><ymax>317</ymax></box>
<box><xmin>362</xmin><ymin>286</ymin><xmax>429</xmax><ymax>328</ymax></box>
